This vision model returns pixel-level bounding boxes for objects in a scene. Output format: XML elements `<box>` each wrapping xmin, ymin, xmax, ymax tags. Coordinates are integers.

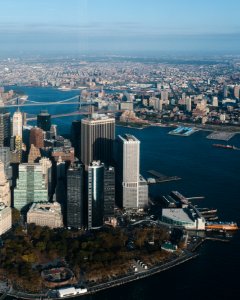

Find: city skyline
<box><xmin>1</xmin><ymin>0</ymin><xmax>240</xmax><ymax>55</ymax></box>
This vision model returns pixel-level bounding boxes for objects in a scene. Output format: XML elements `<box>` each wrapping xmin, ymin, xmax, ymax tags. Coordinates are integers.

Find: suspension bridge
<box><xmin>1</xmin><ymin>94</ymin><xmax>123</xmax><ymax>121</ymax></box>
<box><xmin>2</xmin><ymin>95</ymin><xmax>82</xmax><ymax>108</ymax></box>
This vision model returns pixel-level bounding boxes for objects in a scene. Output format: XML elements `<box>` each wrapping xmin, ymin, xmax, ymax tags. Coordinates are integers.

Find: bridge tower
<box><xmin>78</xmin><ymin>94</ymin><xmax>82</xmax><ymax>111</ymax></box>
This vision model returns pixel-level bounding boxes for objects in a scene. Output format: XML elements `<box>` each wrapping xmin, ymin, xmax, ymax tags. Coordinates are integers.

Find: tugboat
<box><xmin>212</xmin><ymin>144</ymin><xmax>237</xmax><ymax>150</ymax></box>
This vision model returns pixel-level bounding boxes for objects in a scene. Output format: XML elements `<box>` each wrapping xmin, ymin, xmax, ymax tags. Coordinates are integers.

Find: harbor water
<box><xmin>4</xmin><ymin>86</ymin><xmax>240</xmax><ymax>299</ymax></box>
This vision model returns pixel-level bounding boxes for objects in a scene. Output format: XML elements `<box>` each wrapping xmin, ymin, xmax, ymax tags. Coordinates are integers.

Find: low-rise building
<box><xmin>27</xmin><ymin>201</ymin><xmax>63</xmax><ymax>229</ymax></box>
<box><xmin>162</xmin><ymin>206</ymin><xmax>205</xmax><ymax>230</ymax></box>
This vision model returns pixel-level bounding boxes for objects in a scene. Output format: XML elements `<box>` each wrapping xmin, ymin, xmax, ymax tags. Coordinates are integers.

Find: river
<box><xmin>4</xmin><ymin>86</ymin><xmax>240</xmax><ymax>300</ymax></box>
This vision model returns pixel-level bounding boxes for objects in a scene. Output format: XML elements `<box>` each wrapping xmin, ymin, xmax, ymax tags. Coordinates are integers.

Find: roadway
<box><xmin>26</xmin><ymin>110</ymin><xmax>124</xmax><ymax>121</ymax></box>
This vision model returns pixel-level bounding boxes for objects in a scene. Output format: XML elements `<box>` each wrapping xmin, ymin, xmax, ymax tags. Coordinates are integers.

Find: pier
<box><xmin>147</xmin><ymin>170</ymin><xmax>181</xmax><ymax>184</ymax></box>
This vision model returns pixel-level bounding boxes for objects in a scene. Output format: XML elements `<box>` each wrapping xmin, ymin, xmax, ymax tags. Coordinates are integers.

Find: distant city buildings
<box><xmin>1</xmin><ymin>56</ymin><xmax>240</xmax><ymax>234</ymax></box>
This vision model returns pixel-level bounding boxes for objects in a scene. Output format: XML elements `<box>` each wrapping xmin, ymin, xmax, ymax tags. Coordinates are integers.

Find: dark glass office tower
<box><xmin>67</xmin><ymin>163</ymin><xmax>84</xmax><ymax>229</ymax></box>
<box><xmin>81</xmin><ymin>114</ymin><xmax>115</xmax><ymax>167</ymax></box>
<box><xmin>87</xmin><ymin>161</ymin><xmax>104</xmax><ymax>229</ymax></box>
<box><xmin>0</xmin><ymin>110</ymin><xmax>11</xmax><ymax>147</ymax></box>
<box><xmin>104</xmin><ymin>166</ymin><xmax>115</xmax><ymax>219</ymax></box>
<box><xmin>37</xmin><ymin>110</ymin><xmax>51</xmax><ymax>132</ymax></box>
<box><xmin>71</xmin><ymin>120</ymin><xmax>81</xmax><ymax>159</ymax></box>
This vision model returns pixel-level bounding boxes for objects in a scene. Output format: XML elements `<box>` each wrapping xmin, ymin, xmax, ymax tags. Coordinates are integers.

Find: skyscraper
<box><xmin>14</xmin><ymin>163</ymin><xmax>48</xmax><ymax>211</ymax></box>
<box><xmin>116</xmin><ymin>134</ymin><xmax>140</xmax><ymax>209</ymax></box>
<box><xmin>234</xmin><ymin>85</ymin><xmax>240</xmax><ymax>99</ymax></box>
<box><xmin>0</xmin><ymin>110</ymin><xmax>11</xmax><ymax>147</ymax></box>
<box><xmin>186</xmin><ymin>97</ymin><xmax>192</xmax><ymax>112</ymax></box>
<box><xmin>39</xmin><ymin>157</ymin><xmax>52</xmax><ymax>196</ymax></box>
<box><xmin>0</xmin><ymin>161</ymin><xmax>11</xmax><ymax>206</ymax></box>
<box><xmin>12</xmin><ymin>109</ymin><xmax>23</xmax><ymax>138</ymax></box>
<box><xmin>116</xmin><ymin>134</ymin><xmax>148</xmax><ymax>209</ymax></box>
<box><xmin>71</xmin><ymin>120</ymin><xmax>81</xmax><ymax>159</ymax></box>
<box><xmin>29</xmin><ymin>127</ymin><xmax>44</xmax><ymax>148</ymax></box>
<box><xmin>104</xmin><ymin>166</ymin><xmax>115</xmax><ymax>219</ymax></box>
<box><xmin>0</xmin><ymin>147</ymin><xmax>12</xmax><ymax>183</ymax></box>
<box><xmin>81</xmin><ymin>114</ymin><xmax>115</xmax><ymax>166</ymax></box>
<box><xmin>37</xmin><ymin>110</ymin><xmax>51</xmax><ymax>132</ymax></box>
<box><xmin>87</xmin><ymin>161</ymin><xmax>104</xmax><ymax>229</ymax></box>
<box><xmin>0</xmin><ymin>203</ymin><xmax>12</xmax><ymax>236</ymax></box>
<box><xmin>14</xmin><ymin>135</ymin><xmax>22</xmax><ymax>163</ymax></box>
<box><xmin>28</xmin><ymin>144</ymin><xmax>41</xmax><ymax>163</ymax></box>
<box><xmin>67</xmin><ymin>163</ymin><xmax>84</xmax><ymax>229</ymax></box>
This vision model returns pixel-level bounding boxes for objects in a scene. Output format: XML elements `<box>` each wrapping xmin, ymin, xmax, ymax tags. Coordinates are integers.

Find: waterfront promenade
<box><xmin>1</xmin><ymin>250</ymin><xmax>199</xmax><ymax>300</ymax></box>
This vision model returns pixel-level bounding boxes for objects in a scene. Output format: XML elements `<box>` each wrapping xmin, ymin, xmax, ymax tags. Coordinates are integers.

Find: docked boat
<box><xmin>205</xmin><ymin>222</ymin><xmax>238</xmax><ymax>231</ymax></box>
<box><xmin>198</xmin><ymin>208</ymin><xmax>217</xmax><ymax>214</ymax></box>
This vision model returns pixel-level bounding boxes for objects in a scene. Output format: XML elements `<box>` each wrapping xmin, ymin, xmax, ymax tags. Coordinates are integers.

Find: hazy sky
<box><xmin>1</xmin><ymin>0</ymin><xmax>240</xmax><ymax>56</ymax></box>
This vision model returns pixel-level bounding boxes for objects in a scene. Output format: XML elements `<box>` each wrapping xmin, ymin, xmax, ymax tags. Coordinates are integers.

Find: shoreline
<box><xmin>1</xmin><ymin>249</ymin><xmax>200</xmax><ymax>300</ymax></box>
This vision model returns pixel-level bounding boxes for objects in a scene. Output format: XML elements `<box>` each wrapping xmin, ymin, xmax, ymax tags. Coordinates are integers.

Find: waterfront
<box><xmin>3</xmin><ymin>86</ymin><xmax>240</xmax><ymax>299</ymax></box>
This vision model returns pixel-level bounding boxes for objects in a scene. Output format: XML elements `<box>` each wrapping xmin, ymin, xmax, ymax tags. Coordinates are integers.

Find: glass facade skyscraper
<box><xmin>14</xmin><ymin>163</ymin><xmax>48</xmax><ymax>211</ymax></box>
<box><xmin>37</xmin><ymin>110</ymin><xmax>51</xmax><ymax>132</ymax></box>
<box><xmin>0</xmin><ymin>110</ymin><xmax>10</xmax><ymax>147</ymax></box>
<box><xmin>87</xmin><ymin>161</ymin><xmax>104</xmax><ymax>229</ymax></box>
<box><xmin>67</xmin><ymin>163</ymin><xmax>84</xmax><ymax>229</ymax></box>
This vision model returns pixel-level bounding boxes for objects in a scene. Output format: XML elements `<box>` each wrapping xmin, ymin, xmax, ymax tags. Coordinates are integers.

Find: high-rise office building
<box><xmin>14</xmin><ymin>163</ymin><xmax>48</xmax><ymax>211</ymax></box>
<box><xmin>138</xmin><ymin>175</ymin><xmax>149</xmax><ymax>208</ymax></box>
<box><xmin>67</xmin><ymin>163</ymin><xmax>84</xmax><ymax>229</ymax></box>
<box><xmin>186</xmin><ymin>97</ymin><xmax>192</xmax><ymax>112</ymax></box>
<box><xmin>104</xmin><ymin>166</ymin><xmax>115</xmax><ymax>219</ymax></box>
<box><xmin>0</xmin><ymin>203</ymin><xmax>12</xmax><ymax>236</ymax></box>
<box><xmin>116</xmin><ymin>134</ymin><xmax>148</xmax><ymax>209</ymax></box>
<box><xmin>0</xmin><ymin>147</ymin><xmax>12</xmax><ymax>183</ymax></box>
<box><xmin>223</xmin><ymin>86</ymin><xmax>228</xmax><ymax>98</ymax></box>
<box><xmin>234</xmin><ymin>85</ymin><xmax>240</xmax><ymax>99</ymax></box>
<box><xmin>117</xmin><ymin>134</ymin><xmax>140</xmax><ymax>209</ymax></box>
<box><xmin>37</xmin><ymin>110</ymin><xmax>51</xmax><ymax>132</ymax></box>
<box><xmin>50</xmin><ymin>124</ymin><xmax>57</xmax><ymax>139</ymax></box>
<box><xmin>87</xmin><ymin>161</ymin><xmax>104</xmax><ymax>229</ymax></box>
<box><xmin>0</xmin><ymin>110</ymin><xmax>11</xmax><ymax>147</ymax></box>
<box><xmin>212</xmin><ymin>96</ymin><xmax>219</xmax><ymax>107</ymax></box>
<box><xmin>12</xmin><ymin>109</ymin><xmax>23</xmax><ymax>138</ymax></box>
<box><xmin>28</xmin><ymin>144</ymin><xmax>41</xmax><ymax>163</ymax></box>
<box><xmin>161</xmin><ymin>90</ymin><xmax>168</xmax><ymax>102</ymax></box>
<box><xmin>81</xmin><ymin>114</ymin><xmax>115</xmax><ymax>166</ymax></box>
<box><xmin>71</xmin><ymin>120</ymin><xmax>81</xmax><ymax>159</ymax></box>
<box><xmin>0</xmin><ymin>161</ymin><xmax>11</xmax><ymax>206</ymax></box>
<box><xmin>14</xmin><ymin>135</ymin><xmax>22</xmax><ymax>163</ymax></box>
<box><xmin>29</xmin><ymin>127</ymin><xmax>44</xmax><ymax>148</ymax></box>
<box><xmin>39</xmin><ymin>157</ymin><xmax>52</xmax><ymax>196</ymax></box>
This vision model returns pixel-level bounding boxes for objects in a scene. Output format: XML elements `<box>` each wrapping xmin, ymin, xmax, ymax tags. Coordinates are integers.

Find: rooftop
<box><xmin>118</xmin><ymin>134</ymin><xmax>140</xmax><ymax>143</ymax></box>
<box><xmin>162</xmin><ymin>208</ymin><xmax>195</xmax><ymax>224</ymax></box>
